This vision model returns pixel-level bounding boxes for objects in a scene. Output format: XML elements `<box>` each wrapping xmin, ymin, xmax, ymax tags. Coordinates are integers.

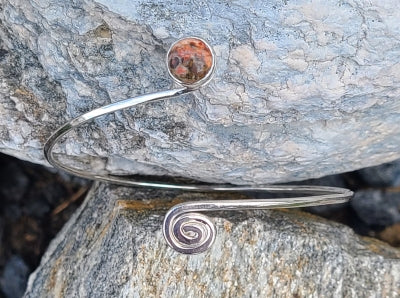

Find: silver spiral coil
<box><xmin>163</xmin><ymin>209</ymin><xmax>216</xmax><ymax>254</ymax></box>
<box><xmin>163</xmin><ymin>186</ymin><xmax>353</xmax><ymax>254</ymax></box>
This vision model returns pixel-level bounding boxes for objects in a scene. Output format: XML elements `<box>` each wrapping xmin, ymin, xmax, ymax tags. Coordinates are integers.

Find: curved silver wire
<box><xmin>44</xmin><ymin>86</ymin><xmax>189</xmax><ymax>182</ymax></box>
<box><xmin>43</xmin><ymin>37</ymin><xmax>353</xmax><ymax>254</ymax></box>
<box><xmin>163</xmin><ymin>185</ymin><xmax>353</xmax><ymax>254</ymax></box>
<box><xmin>163</xmin><ymin>186</ymin><xmax>352</xmax><ymax>254</ymax></box>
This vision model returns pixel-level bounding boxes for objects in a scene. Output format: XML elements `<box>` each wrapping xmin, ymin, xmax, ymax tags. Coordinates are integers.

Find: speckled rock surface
<box><xmin>24</xmin><ymin>183</ymin><xmax>400</xmax><ymax>297</ymax></box>
<box><xmin>0</xmin><ymin>0</ymin><xmax>399</xmax><ymax>184</ymax></box>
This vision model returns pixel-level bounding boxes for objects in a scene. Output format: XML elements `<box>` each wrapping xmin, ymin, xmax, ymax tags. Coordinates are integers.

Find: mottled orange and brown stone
<box><xmin>168</xmin><ymin>38</ymin><xmax>213</xmax><ymax>85</ymax></box>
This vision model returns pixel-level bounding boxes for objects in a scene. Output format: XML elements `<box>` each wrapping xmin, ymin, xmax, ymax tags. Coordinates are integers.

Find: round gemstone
<box><xmin>167</xmin><ymin>38</ymin><xmax>213</xmax><ymax>85</ymax></box>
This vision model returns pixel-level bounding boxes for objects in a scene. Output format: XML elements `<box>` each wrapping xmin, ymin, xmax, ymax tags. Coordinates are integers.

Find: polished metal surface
<box><xmin>44</xmin><ymin>37</ymin><xmax>353</xmax><ymax>254</ymax></box>
<box><xmin>163</xmin><ymin>185</ymin><xmax>352</xmax><ymax>254</ymax></box>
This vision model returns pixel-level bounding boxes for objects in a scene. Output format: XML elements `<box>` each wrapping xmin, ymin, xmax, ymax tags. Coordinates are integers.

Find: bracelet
<box><xmin>44</xmin><ymin>37</ymin><xmax>353</xmax><ymax>254</ymax></box>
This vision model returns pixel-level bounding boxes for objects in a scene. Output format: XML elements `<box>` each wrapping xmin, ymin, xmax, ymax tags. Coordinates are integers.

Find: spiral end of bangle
<box><xmin>163</xmin><ymin>206</ymin><xmax>216</xmax><ymax>255</ymax></box>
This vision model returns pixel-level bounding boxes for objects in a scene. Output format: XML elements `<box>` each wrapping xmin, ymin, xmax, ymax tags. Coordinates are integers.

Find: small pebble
<box><xmin>0</xmin><ymin>255</ymin><xmax>29</xmax><ymax>298</ymax></box>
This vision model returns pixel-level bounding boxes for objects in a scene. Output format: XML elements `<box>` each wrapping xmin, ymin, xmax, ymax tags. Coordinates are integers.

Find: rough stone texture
<box><xmin>24</xmin><ymin>183</ymin><xmax>400</xmax><ymax>297</ymax></box>
<box><xmin>0</xmin><ymin>0</ymin><xmax>400</xmax><ymax>184</ymax></box>
<box><xmin>0</xmin><ymin>153</ymin><xmax>89</xmax><ymax>297</ymax></box>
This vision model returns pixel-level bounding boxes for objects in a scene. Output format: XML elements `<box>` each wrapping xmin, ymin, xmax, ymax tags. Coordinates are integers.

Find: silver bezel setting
<box><xmin>166</xmin><ymin>36</ymin><xmax>216</xmax><ymax>89</ymax></box>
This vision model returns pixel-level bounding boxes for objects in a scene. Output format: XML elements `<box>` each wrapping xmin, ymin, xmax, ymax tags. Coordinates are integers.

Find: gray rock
<box><xmin>1</xmin><ymin>255</ymin><xmax>29</xmax><ymax>298</ymax></box>
<box><xmin>25</xmin><ymin>183</ymin><xmax>400</xmax><ymax>297</ymax></box>
<box><xmin>357</xmin><ymin>159</ymin><xmax>400</xmax><ymax>187</ymax></box>
<box><xmin>351</xmin><ymin>189</ymin><xmax>400</xmax><ymax>227</ymax></box>
<box><xmin>0</xmin><ymin>0</ymin><xmax>400</xmax><ymax>184</ymax></box>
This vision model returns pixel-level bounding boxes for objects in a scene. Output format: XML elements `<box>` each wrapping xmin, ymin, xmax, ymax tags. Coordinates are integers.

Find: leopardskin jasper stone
<box><xmin>167</xmin><ymin>37</ymin><xmax>213</xmax><ymax>85</ymax></box>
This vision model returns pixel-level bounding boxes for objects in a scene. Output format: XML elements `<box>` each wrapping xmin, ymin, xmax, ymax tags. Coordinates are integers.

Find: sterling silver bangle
<box><xmin>44</xmin><ymin>37</ymin><xmax>353</xmax><ymax>254</ymax></box>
